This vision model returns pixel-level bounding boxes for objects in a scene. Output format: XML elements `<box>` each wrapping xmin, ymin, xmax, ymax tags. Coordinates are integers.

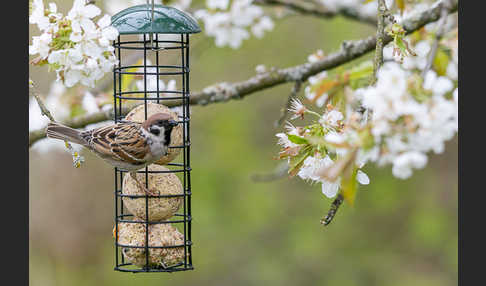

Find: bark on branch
<box><xmin>254</xmin><ymin>0</ymin><xmax>378</xmax><ymax>26</ymax></box>
<box><xmin>29</xmin><ymin>0</ymin><xmax>458</xmax><ymax>147</ymax></box>
<box><xmin>373</xmin><ymin>0</ymin><xmax>387</xmax><ymax>83</ymax></box>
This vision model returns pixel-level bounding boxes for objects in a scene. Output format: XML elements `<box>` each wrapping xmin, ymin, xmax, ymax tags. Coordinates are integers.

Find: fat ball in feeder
<box><xmin>114</xmin><ymin>221</ymin><xmax>187</xmax><ymax>268</ymax></box>
<box><xmin>122</xmin><ymin>164</ymin><xmax>183</xmax><ymax>221</ymax></box>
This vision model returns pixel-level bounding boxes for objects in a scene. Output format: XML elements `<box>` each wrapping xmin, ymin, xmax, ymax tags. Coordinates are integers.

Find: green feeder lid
<box><xmin>111</xmin><ymin>4</ymin><xmax>201</xmax><ymax>35</ymax></box>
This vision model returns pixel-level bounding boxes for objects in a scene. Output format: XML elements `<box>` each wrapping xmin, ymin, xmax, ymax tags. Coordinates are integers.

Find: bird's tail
<box><xmin>46</xmin><ymin>122</ymin><xmax>86</xmax><ymax>146</ymax></box>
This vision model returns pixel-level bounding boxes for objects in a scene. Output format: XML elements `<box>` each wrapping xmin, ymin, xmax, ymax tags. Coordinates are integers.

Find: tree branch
<box><xmin>29</xmin><ymin>103</ymin><xmax>138</xmax><ymax>146</ymax></box>
<box><xmin>373</xmin><ymin>0</ymin><xmax>387</xmax><ymax>83</ymax></box>
<box><xmin>30</xmin><ymin>80</ymin><xmax>56</xmax><ymax>122</ymax></box>
<box><xmin>275</xmin><ymin>80</ymin><xmax>302</xmax><ymax>127</ymax></box>
<box><xmin>254</xmin><ymin>0</ymin><xmax>377</xmax><ymax>26</ymax></box>
<box><xmin>29</xmin><ymin>0</ymin><xmax>458</xmax><ymax>147</ymax></box>
<box><xmin>421</xmin><ymin>3</ymin><xmax>449</xmax><ymax>78</ymax></box>
<box><xmin>251</xmin><ymin>162</ymin><xmax>289</xmax><ymax>182</ymax></box>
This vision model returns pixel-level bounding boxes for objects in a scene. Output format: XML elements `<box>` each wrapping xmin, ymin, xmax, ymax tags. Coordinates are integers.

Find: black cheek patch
<box><xmin>164</xmin><ymin>127</ymin><xmax>173</xmax><ymax>146</ymax></box>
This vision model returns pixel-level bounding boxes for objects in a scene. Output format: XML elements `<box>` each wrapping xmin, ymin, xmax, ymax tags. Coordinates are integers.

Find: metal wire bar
<box><xmin>113</xmin><ymin>43</ymin><xmax>187</xmax><ymax>50</ymax></box>
<box><xmin>181</xmin><ymin>33</ymin><xmax>187</xmax><ymax>267</ymax></box>
<box><xmin>115</xmin><ymin>96</ymin><xmax>185</xmax><ymax>101</ymax></box>
<box><xmin>143</xmin><ymin>33</ymin><xmax>150</xmax><ymax>270</ymax></box>
<box><xmin>185</xmin><ymin>33</ymin><xmax>193</xmax><ymax>266</ymax></box>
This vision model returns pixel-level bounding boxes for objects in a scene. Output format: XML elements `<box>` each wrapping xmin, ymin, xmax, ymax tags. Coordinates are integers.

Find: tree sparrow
<box><xmin>46</xmin><ymin>113</ymin><xmax>179</xmax><ymax>196</ymax></box>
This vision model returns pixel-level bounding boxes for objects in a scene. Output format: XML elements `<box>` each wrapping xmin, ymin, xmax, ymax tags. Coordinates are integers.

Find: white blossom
<box><xmin>304</xmin><ymin>71</ymin><xmax>328</xmax><ymax>107</ymax></box>
<box><xmin>324</xmin><ymin>131</ymin><xmax>345</xmax><ymax>144</ymax></box>
<box><xmin>29</xmin><ymin>34</ymin><xmax>52</xmax><ymax>59</ymax></box>
<box><xmin>207</xmin><ymin>0</ymin><xmax>229</xmax><ymax>10</ymax></box>
<box><xmin>423</xmin><ymin>70</ymin><xmax>454</xmax><ymax>96</ymax></box>
<box><xmin>308</xmin><ymin>50</ymin><xmax>324</xmax><ymax>63</ymax></box>
<box><xmin>298</xmin><ymin>155</ymin><xmax>369</xmax><ymax>198</ymax></box>
<box><xmin>392</xmin><ymin>151</ymin><xmax>428</xmax><ymax>179</ymax></box>
<box><xmin>67</xmin><ymin>0</ymin><xmax>101</xmax><ymax>20</ymax></box>
<box><xmin>289</xmin><ymin>98</ymin><xmax>306</xmax><ymax>120</ymax></box>
<box><xmin>401</xmin><ymin>40</ymin><xmax>430</xmax><ymax>70</ymax></box>
<box><xmin>195</xmin><ymin>0</ymin><xmax>274</xmax><ymax>49</ymax></box>
<box><xmin>251</xmin><ymin>16</ymin><xmax>274</xmax><ymax>38</ymax></box>
<box><xmin>133</xmin><ymin>59</ymin><xmax>179</xmax><ymax>98</ymax></box>
<box><xmin>356</xmin><ymin>170</ymin><xmax>370</xmax><ymax>185</ymax></box>
<box><xmin>30</xmin><ymin>1</ymin><xmax>119</xmax><ymax>88</ymax></box>
<box><xmin>276</xmin><ymin>122</ymin><xmax>300</xmax><ymax>148</ymax></box>
<box><xmin>30</xmin><ymin>0</ymin><xmax>50</xmax><ymax>31</ymax></box>
<box><xmin>82</xmin><ymin>91</ymin><xmax>100</xmax><ymax>114</ymax></box>
<box><xmin>357</xmin><ymin>62</ymin><xmax>457</xmax><ymax>179</ymax></box>
<box><xmin>320</xmin><ymin>110</ymin><xmax>343</xmax><ymax>128</ymax></box>
<box><xmin>255</xmin><ymin>64</ymin><xmax>266</xmax><ymax>74</ymax></box>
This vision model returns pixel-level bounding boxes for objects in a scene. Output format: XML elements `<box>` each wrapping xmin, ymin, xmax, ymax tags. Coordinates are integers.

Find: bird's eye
<box><xmin>149</xmin><ymin>126</ymin><xmax>160</xmax><ymax>135</ymax></box>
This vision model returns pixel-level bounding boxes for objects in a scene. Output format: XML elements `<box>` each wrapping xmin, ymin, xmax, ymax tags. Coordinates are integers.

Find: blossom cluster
<box><xmin>29</xmin><ymin>0</ymin><xmax>119</xmax><ymax>88</ymax></box>
<box><xmin>278</xmin><ymin>21</ymin><xmax>458</xmax><ymax>201</ymax></box>
<box><xmin>195</xmin><ymin>0</ymin><xmax>274</xmax><ymax>49</ymax></box>
<box><xmin>276</xmin><ymin>98</ymin><xmax>372</xmax><ymax>199</ymax></box>
<box><xmin>357</xmin><ymin>62</ymin><xmax>457</xmax><ymax>179</ymax></box>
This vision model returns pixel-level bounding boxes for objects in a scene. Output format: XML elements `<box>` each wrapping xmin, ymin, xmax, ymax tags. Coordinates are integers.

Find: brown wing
<box><xmin>81</xmin><ymin>122</ymin><xmax>150</xmax><ymax>165</ymax></box>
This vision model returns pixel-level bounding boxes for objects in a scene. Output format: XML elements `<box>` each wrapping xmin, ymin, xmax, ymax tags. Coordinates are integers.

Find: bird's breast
<box><xmin>148</xmin><ymin>139</ymin><xmax>167</xmax><ymax>159</ymax></box>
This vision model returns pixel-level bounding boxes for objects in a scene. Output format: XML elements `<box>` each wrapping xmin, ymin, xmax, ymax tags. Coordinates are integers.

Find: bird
<box><xmin>46</xmin><ymin>113</ymin><xmax>179</xmax><ymax>196</ymax></box>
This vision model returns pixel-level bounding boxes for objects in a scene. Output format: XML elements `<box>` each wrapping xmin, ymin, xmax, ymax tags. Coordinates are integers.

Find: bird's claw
<box><xmin>143</xmin><ymin>187</ymin><xmax>158</xmax><ymax>197</ymax></box>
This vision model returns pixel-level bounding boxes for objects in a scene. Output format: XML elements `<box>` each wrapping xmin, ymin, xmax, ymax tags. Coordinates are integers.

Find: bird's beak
<box><xmin>168</xmin><ymin>119</ymin><xmax>178</xmax><ymax>127</ymax></box>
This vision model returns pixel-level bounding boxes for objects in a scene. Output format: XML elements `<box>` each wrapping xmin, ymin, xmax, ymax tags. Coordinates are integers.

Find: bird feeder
<box><xmin>111</xmin><ymin>2</ymin><xmax>200</xmax><ymax>273</ymax></box>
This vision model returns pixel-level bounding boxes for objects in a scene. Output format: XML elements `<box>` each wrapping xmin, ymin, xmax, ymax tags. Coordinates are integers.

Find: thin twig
<box><xmin>275</xmin><ymin>80</ymin><xmax>302</xmax><ymax>127</ymax></box>
<box><xmin>251</xmin><ymin>162</ymin><xmax>289</xmax><ymax>182</ymax></box>
<box><xmin>373</xmin><ymin>0</ymin><xmax>387</xmax><ymax>84</ymax></box>
<box><xmin>421</xmin><ymin>4</ymin><xmax>449</xmax><ymax>78</ymax></box>
<box><xmin>30</xmin><ymin>80</ymin><xmax>56</xmax><ymax>122</ymax></box>
<box><xmin>29</xmin><ymin>79</ymin><xmax>85</xmax><ymax>167</ymax></box>
<box><xmin>29</xmin><ymin>102</ymin><xmax>140</xmax><ymax>146</ymax></box>
<box><xmin>321</xmin><ymin>193</ymin><xmax>344</xmax><ymax>226</ymax></box>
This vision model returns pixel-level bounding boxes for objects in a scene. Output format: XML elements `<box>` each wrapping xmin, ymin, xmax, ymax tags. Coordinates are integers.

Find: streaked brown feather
<box><xmin>81</xmin><ymin>122</ymin><xmax>150</xmax><ymax>165</ymax></box>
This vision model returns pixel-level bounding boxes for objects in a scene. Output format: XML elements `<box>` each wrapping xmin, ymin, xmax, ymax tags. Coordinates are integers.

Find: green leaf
<box><xmin>397</xmin><ymin>0</ymin><xmax>405</xmax><ymax>14</ymax></box>
<box><xmin>433</xmin><ymin>47</ymin><xmax>450</xmax><ymax>76</ymax></box>
<box><xmin>341</xmin><ymin>167</ymin><xmax>358</xmax><ymax>206</ymax></box>
<box><xmin>319</xmin><ymin>149</ymin><xmax>357</xmax><ymax>183</ymax></box>
<box><xmin>330</xmin><ymin>89</ymin><xmax>346</xmax><ymax>113</ymax></box>
<box><xmin>358</xmin><ymin>128</ymin><xmax>375</xmax><ymax>150</ymax></box>
<box><xmin>48</xmin><ymin>62</ymin><xmax>61</xmax><ymax>71</ymax></box>
<box><xmin>348</xmin><ymin>61</ymin><xmax>373</xmax><ymax>80</ymax></box>
<box><xmin>395</xmin><ymin>37</ymin><xmax>408</xmax><ymax>55</ymax></box>
<box><xmin>310</xmin><ymin>78</ymin><xmax>340</xmax><ymax>103</ymax></box>
<box><xmin>287</xmin><ymin>134</ymin><xmax>308</xmax><ymax>145</ymax></box>
<box><xmin>288</xmin><ymin>145</ymin><xmax>313</xmax><ymax>177</ymax></box>
<box><xmin>395</xmin><ymin>37</ymin><xmax>416</xmax><ymax>57</ymax></box>
<box><xmin>305</xmin><ymin>136</ymin><xmax>338</xmax><ymax>150</ymax></box>
<box><xmin>70</xmin><ymin>104</ymin><xmax>86</xmax><ymax>118</ymax></box>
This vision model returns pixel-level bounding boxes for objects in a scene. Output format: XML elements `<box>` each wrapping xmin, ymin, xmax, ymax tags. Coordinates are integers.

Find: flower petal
<box><xmin>321</xmin><ymin>180</ymin><xmax>340</xmax><ymax>198</ymax></box>
<box><xmin>356</xmin><ymin>170</ymin><xmax>370</xmax><ymax>185</ymax></box>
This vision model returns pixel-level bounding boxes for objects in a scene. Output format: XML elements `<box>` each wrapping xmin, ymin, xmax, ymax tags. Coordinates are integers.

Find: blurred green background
<box><xmin>29</xmin><ymin>1</ymin><xmax>457</xmax><ymax>285</ymax></box>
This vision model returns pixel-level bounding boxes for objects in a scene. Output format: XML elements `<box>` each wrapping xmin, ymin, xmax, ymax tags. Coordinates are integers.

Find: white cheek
<box><xmin>158</xmin><ymin>127</ymin><xmax>166</xmax><ymax>140</ymax></box>
<box><xmin>142</xmin><ymin>127</ymin><xmax>167</xmax><ymax>158</ymax></box>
